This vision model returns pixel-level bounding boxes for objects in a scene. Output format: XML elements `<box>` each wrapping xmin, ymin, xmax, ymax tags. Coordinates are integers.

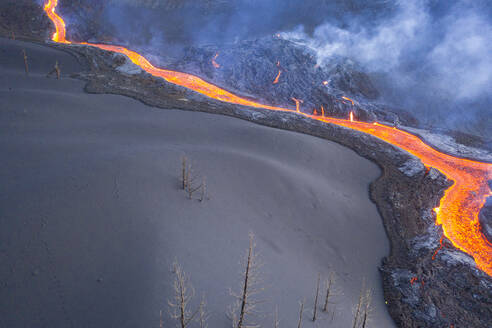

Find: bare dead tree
<box><xmin>352</xmin><ymin>288</ymin><xmax>363</xmax><ymax>328</ymax></box>
<box><xmin>198</xmin><ymin>295</ymin><xmax>209</xmax><ymax>328</ymax></box>
<box><xmin>229</xmin><ymin>232</ymin><xmax>264</xmax><ymax>328</ymax></box>
<box><xmin>199</xmin><ymin>177</ymin><xmax>206</xmax><ymax>202</ymax></box>
<box><xmin>11</xmin><ymin>30</ymin><xmax>15</xmax><ymax>40</ymax></box>
<box><xmin>312</xmin><ymin>273</ymin><xmax>320</xmax><ymax>321</ymax></box>
<box><xmin>352</xmin><ymin>281</ymin><xmax>372</xmax><ymax>328</ymax></box>
<box><xmin>180</xmin><ymin>157</ymin><xmax>207</xmax><ymax>201</ymax></box>
<box><xmin>274</xmin><ymin>305</ymin><xmax>279</xmax><ymax>328</ymax></box>
<box><xmin>360</xmin><ymin>288</ymin><xmax>373</xmax><ymax>328</ymax></box>
<box><xmin>186</xmin><ymin>166</ymin><xmax>202</xmax><ymax>199</ymax></box>
<box><xmin>297</xmin><ymin>298</ymin><xmax>305</xmax><ymax>328</ymax></box>
<box><xmin>21</xmin><ymin>49</ymin><xmax>28</xmax><ymax>75</ymax></box>
<box><xmin>168</xmin><ymin>260</ymin><xmax>200</xmax><ymax>328</ymax></box>
<box><xmin>322</xmin><ymin>272</ymin><xmax>334</xmax><ymax>312</ymax></box>
<box><xmin>160</xmin><ymin>310</ymin><xmax>164</xmax><ymax>328</ymax></box>
<box><xmin>181</xmin><ymin>156</ymin><xmax>188</xmax><ymax>190</ymax></box>
<box><xmin>47</xmin><ymin>60</ymin><xmax>61</xmax><ymax>79</ymax></box>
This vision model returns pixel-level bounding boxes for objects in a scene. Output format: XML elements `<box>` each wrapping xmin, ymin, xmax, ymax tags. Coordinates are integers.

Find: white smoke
<box><xmin>281</xmin><ymin>0</ymin><xmax>492</xmax><ymax>102</ymax></box>
<box><xmin>428</xmin><ymin>12</ymin><xmax>492</xmax><ymax>100</ymax></box>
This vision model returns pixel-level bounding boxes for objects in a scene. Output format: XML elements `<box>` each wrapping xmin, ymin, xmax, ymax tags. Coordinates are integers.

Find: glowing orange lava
<box><xmin>212</xmin><ymin>52</ymin><xmax>220</xmax><ymax>69</ymax></box>
<box><xmin>44</xmin><ymin>0</ymin><xmax>492</xmax><ymax>276</ymax></box>
<box><xmin>273</xmin><ymin>61</ymin><xmax>282</xmax><ymax>84</ymax></box>
<box><xmin>342</xmin><ymin>96</ymin><xmax>355</xmax><ymax>106</ymax></box>
<box><xmin>291</xmin><ymin>97</ymin><xmax>303</xmax><ymax>112</ymax></box>
<box><xmin>433</xmin><ymin>234</ymin><xmax>445</xmax><ymax>260</ymax></box>
<box><xmin>350</xmin><ymin>111</ymin><xmax>354</xmax><ymax>122</ymax></box>
<box><xmin>273</xmin><ymin>70</ymin><xmax>282</xmax><ymax>84</ymax></box>
<box><xmin>43</xmin><ymin>0</ymin><xmax>70</xmax><ymax>44</ymax></box>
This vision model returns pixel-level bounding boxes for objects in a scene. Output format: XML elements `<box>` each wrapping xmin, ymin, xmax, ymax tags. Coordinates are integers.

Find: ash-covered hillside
<box><xmin>168</xmin><ymin>36</ymin><xmax>416</xmax><ymax>125</ymax></box>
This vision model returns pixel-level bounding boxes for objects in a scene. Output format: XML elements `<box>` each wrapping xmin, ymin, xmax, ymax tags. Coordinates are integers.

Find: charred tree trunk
<box><xmin>297</xmin><ymin>299</ymin><xmax>305</xmax><ymax>328</ymax></box>
<box><xmin>312</xmin><ymin>273</ymin><xmax>320</xmax><ymax>321</ymax></box>
<box><xmin>237</xmin><ymin>236</ymin><xmax>253</xmax><ymax>328</ymax></box>
<box><xmin>323</xmin><ymin>272</ymin><xmax>334</xmax><ymax>312</ymax></box>
<box><xmin>22</xmin><ymin>49</ymin><xmax>28</xmax><ymax>75</ymax></box>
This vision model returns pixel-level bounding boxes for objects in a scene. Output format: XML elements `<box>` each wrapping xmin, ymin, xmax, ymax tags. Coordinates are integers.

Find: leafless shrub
<box><xmin>180</xmin><ymin>156</ymin><xmax>207</xmax><ymax>201</ymax></box>
<box><xmin>228</xmin><ymin>232</ymin><xmax>264</xmax><ymax>328</ymax></box>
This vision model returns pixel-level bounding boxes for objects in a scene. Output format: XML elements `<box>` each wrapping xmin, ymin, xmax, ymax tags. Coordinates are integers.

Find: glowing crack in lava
<box><xmin>212</xmin><ymin>52</ymin><xmax>220</xmax><ymax>69</ymax></box>
<box><xmin>273</xmin><ymin>61</ymin><xmax>282</xmax><ymax>84</ymax></box>
<box><xmin>273</xmin><ymin>69</ymin><xmax>282</xmax><ymax>84</ymax></box>
<box><xmin>44</xmin><ymin>0</ymin><xmax>492</xmax><ymax>276</ymax></box>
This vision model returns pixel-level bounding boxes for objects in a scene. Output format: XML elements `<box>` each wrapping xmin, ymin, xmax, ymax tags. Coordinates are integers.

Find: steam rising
<box><xmin>59</xmin><ymin>0</ymin><xmax>491</xmax><ymax>139</ymax></box>
<box><xmin>281</xmin><ymin>0</ymin><xmax>492</xmax><ymax>138</ymax></box>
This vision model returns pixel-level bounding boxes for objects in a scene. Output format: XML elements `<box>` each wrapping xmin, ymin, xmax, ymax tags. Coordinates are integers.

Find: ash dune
<box><xmin>0</xmin><ymin>39</ymin><xmax>394</xmax><ymax>327</ymax></box>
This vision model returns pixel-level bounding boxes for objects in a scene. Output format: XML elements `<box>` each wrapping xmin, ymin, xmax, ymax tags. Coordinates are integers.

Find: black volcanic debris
<box><xmin>58</xmin><ymin>0</ymin><xmax>110</xmax><ymax>43</ymax></box>
<box><xmin>0</xmin><ymin>0</ymin><xmax>51</xmax><ymax>40</ymax></box>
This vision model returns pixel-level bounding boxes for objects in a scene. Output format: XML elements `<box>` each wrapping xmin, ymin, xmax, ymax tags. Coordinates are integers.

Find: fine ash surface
<box><xmin>0</xmin><ymin>38</ymin><xmax>395</xmax><ymax>328</ymax></box>
<box><xmin>62</xmin><ymin>41</ymin><xmax>492</xmax><ymax>327</ymax></box>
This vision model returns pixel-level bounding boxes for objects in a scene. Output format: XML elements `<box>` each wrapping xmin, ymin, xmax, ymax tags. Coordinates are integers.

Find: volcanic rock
<box><xmin>0</xmin><ymin>0</ymin><xmax>51</xmax><ymax>40</ymax></box>
<box><xmin>170</xmin><ymin>37</ymin><xmax>416</xmax><ymax>125</ymax></box>
<box><xmin>480</xmin><ymin>195</ymin><xmax>492</xmax><ymax>243</ymax></box>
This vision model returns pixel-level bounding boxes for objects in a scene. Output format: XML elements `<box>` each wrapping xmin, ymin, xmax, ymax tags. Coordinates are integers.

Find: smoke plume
<box><xmin>281</xmin><ymin>0</ymin><xmax>492</xmax><ymax>139</ymax></box>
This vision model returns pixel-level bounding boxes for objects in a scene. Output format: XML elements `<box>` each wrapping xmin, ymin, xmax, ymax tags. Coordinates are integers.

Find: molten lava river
<box><xmin>44</xmin><ymin>0</ymin><xmax>492</xmax><ymax>276</ymax></box>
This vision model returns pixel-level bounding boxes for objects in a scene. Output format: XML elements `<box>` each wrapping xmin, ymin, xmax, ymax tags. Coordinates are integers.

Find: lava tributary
<box><xmin>212</xmin><ymin>52</ymin><xmax>220</xmax><ymax>69</ymax></box>
<box><xmin>273</xmin><ymin>61</ymin><xmax>282</xmax><ymax>84</ymax></box>
<box><xmin>43</xmin><ymin>0</ymin><xmax>492</xmax><ymax>276</ymax></box>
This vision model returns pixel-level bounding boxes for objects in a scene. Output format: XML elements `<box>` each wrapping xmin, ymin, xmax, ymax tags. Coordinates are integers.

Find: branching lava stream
<box><xmin>44</xmin><ymin>0</ymin><xmax>492</xmax><ymax>276</ymax></box>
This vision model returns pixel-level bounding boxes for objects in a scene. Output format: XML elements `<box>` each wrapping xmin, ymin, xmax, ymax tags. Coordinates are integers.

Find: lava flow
<box><xmin>273</xmin><ymin>70</ymin><xmax>282</xmax><ymax>84</ymax></box>
<box><xmin>342</xmin><ymin>96</ymin><xmax>355</xmax><ymax>106</ymax></box>
<box><xmin>212</xmin><ymin>52</ymin><xmax>220</xmax><ymax>69</ymax></box>
<box><xmin>273</xmin><ymin>61</ymin><xmax>282</xmax><ymax>84</ymax></box>
<box><xmin>44</xmin><ymin>0</ymin><xmax>492</xmax><ymax>276</ymax></box>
